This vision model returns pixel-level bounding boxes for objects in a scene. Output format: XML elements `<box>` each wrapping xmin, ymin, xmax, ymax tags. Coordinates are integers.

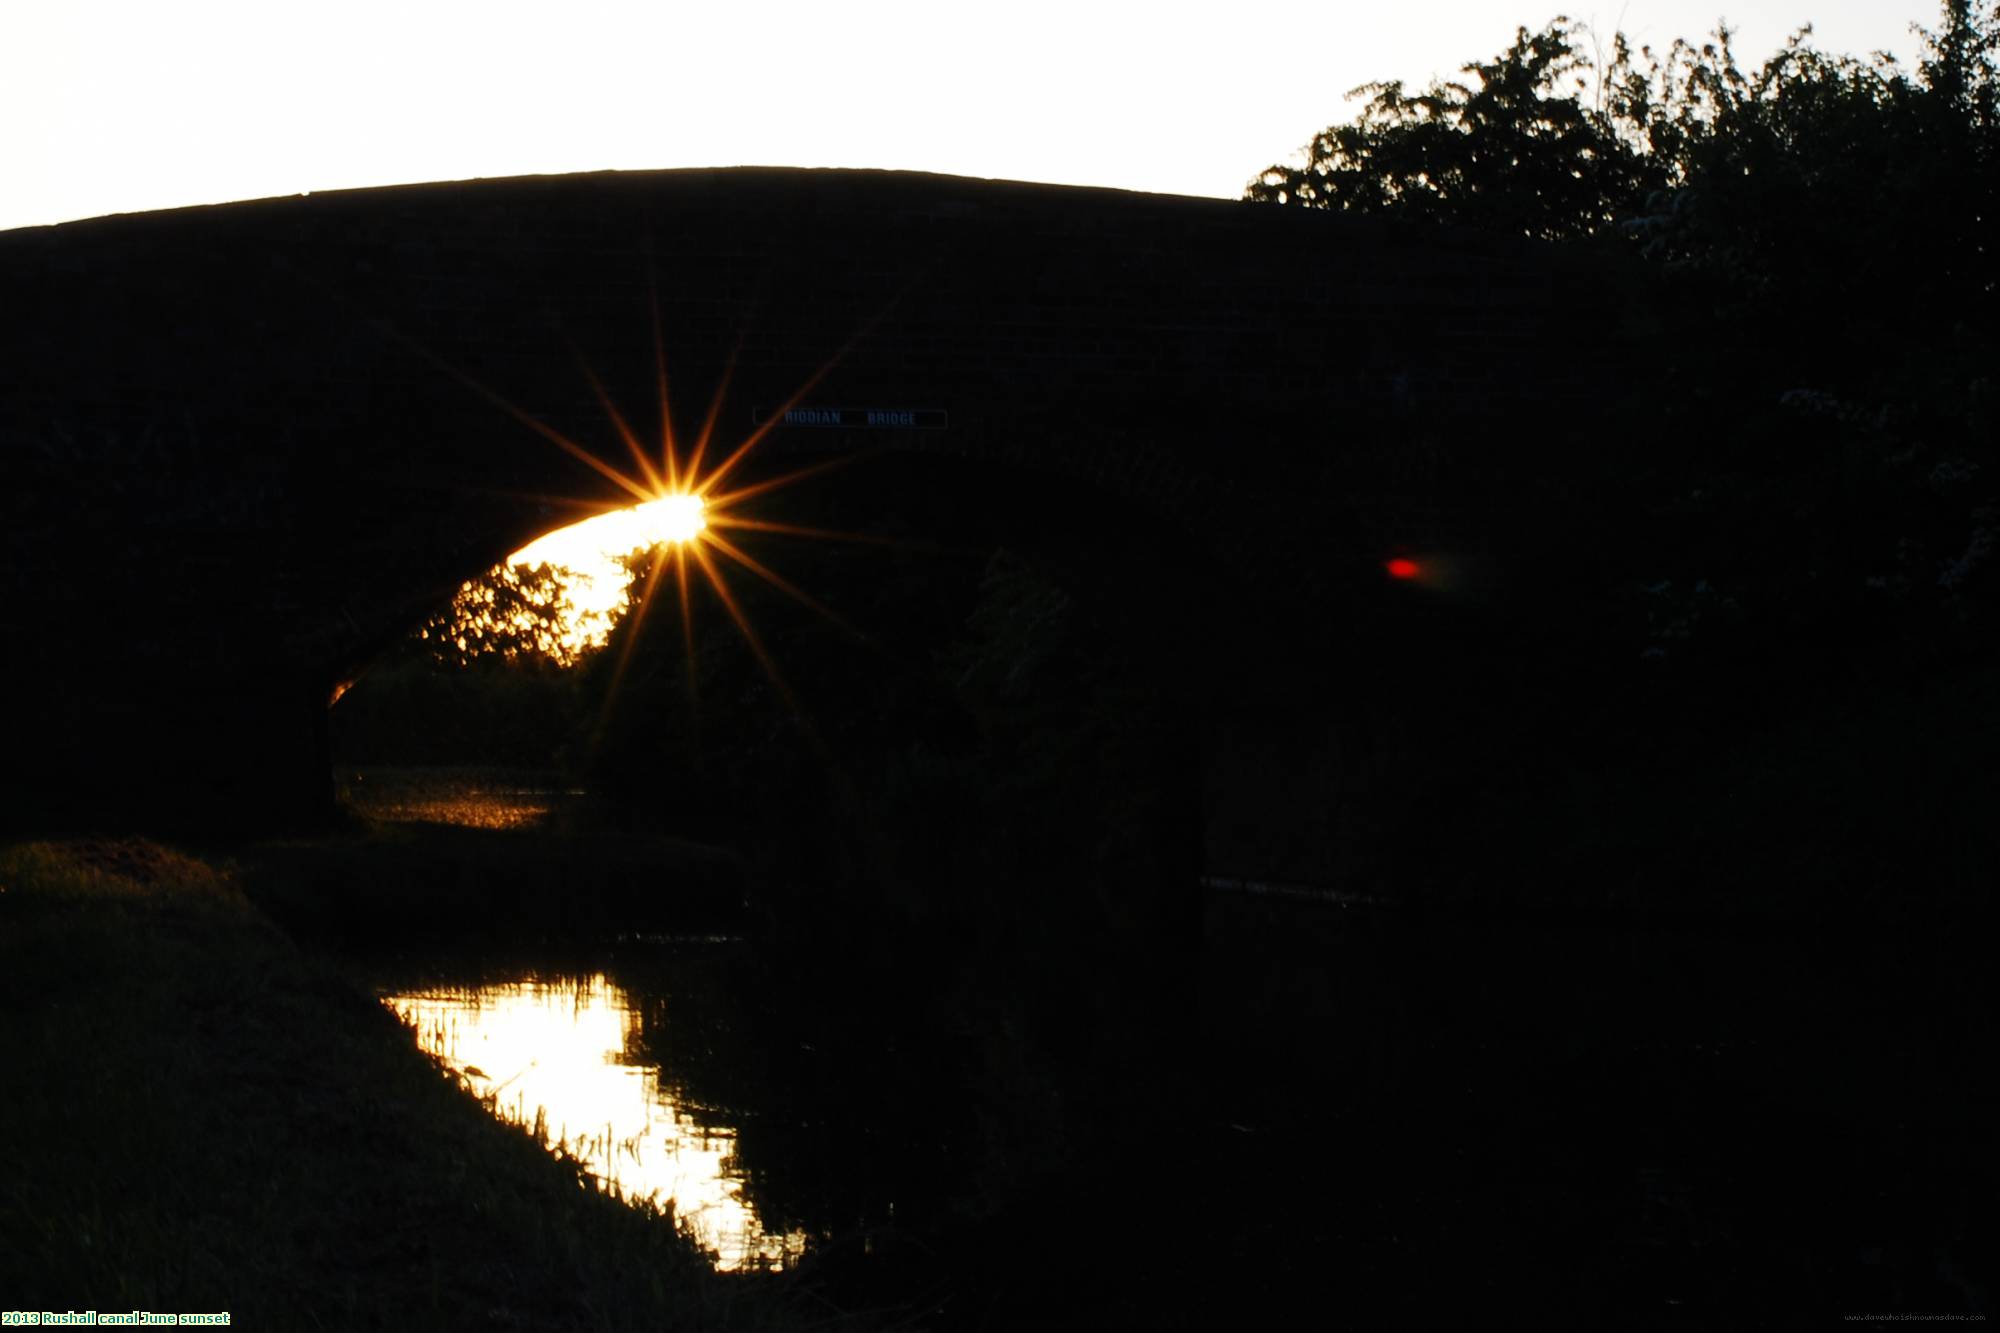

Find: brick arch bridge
<box><xmin>1</xmin><ymin>168</ymin><xmax>1644</xmax><ymax>844</ymax></box>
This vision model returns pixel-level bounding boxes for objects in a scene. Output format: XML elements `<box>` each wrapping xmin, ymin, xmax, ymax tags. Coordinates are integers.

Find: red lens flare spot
<box><xmin>1385</xmin><ymin>558</ymin><xmax>1421</xmax><ymax>581</ymax></box>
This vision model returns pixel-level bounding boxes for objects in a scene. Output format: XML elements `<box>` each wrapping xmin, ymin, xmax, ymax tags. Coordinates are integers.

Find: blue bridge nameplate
<box><xmin>754</xmin><ymin>407</ymin><xmax>948</xmax><ymax>430</ymax></box>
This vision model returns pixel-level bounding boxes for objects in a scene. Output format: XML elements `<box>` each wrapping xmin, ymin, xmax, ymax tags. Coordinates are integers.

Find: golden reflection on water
<box><xmin>357</xmin><ymin>795</ymin><xmax>552</xmax><ymax>829</ymax></box>
<box><xmin>339</xmin><ymin>770</ymin><xmax>572</xmax><ymax>831</ymax></box>
<box><xmin>383</xmin><ymin>974</ymin><xmax>806</xmax><ymax>1271</ymax></box>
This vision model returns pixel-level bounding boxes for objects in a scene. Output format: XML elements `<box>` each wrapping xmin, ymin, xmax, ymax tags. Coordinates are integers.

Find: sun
<box><xmin>407</xmin><ymin>272</ymin><xmax>884</xmax><ymax>721</ymax></box>
<box><xmin>634</xmin><ymin>492</ymin><xmax>707</xmax><ymax>545</ymax></box>
<box><xmin>494</xmin><ymin>492</ymin><xmax>712</xmax><ymax>660</ymax></box>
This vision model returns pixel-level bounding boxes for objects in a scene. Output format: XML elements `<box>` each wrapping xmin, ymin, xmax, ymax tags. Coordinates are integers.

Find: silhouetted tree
<box><xmin>415</xmin><ymin>560</ymin><xmax>579</xmax><ymax>666</ymax></box>
<box><xmin>1246</xmin><ymin>18</ymin><xmax>1663</xmax><ymax>240</ymax></box>
<box><xmin>1609</xmin><ymin>7</ymin><xmax>1997</xmax><ymax>350</ymax></box>
<box><xmin>1252</xmin><ymin>3</ymin><xmax>1998</xmax><ymax>314</ymax></box>
<box><xmin>1246</xmin><ymin>4</ymin><xmax>2000</xmax><ymax>916</ymax></box>
<box><xmin>329</xmin><ymin>561</ymin><xmax>598</xmax><ymax>768</ymax></box>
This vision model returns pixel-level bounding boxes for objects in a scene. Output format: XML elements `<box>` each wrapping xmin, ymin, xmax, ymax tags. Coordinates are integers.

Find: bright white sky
<box><xmin>2</xmin><ymin>0</ymin><xmax>1944</xmax><ymax>232</ymax></box>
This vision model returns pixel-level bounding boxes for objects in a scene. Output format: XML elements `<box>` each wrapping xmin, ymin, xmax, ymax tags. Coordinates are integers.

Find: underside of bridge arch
<box><xmin>325</xmin><ymin>441</ymin><xmax>1393</xmax><ymax>901</ymax></box>
<box><xmin>1</xmin><ymin>166</ymin><xmax>1647</xmax><ymax>836</ymax></box>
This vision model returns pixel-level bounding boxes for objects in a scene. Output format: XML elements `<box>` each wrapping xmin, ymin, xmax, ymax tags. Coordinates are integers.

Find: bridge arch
<box><xmin>0</xmin><ymin>167</ymin><xmax>1642</xmax><ymax>835</ymax></box>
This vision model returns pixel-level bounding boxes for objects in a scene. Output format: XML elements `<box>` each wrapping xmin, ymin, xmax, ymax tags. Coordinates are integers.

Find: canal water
<box><xmin>369</xmin><ymin>938</ymin><xmax>978</xmax><ymax>1285</ymax></box>
<box><xmin>340</xmin><ymin>773</ymin><xmax>1989</xmax><ymax>1321</ymax></box>
<box><xmin>343</xmin><ymin>770</ymin><xmax>983</xmax><ymax>1280</ymax></box>
<box><xmin>383</xmin><ymin>970</ymin><xmax>808</xmax><ymax>1270</ymax></box>
<box><xmin>337</xmin><ymin>766</ymin><xmax>584</xmax><ymax>831</ymax></box>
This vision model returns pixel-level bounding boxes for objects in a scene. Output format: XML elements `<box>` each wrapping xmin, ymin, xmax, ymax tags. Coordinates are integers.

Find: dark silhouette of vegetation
<box><xmin>1251</xmin><ymin>5</ymin><xmax>1996</xmax><ymax>281</ymax></box>
<box><xmin>330</xmin><ymin>561</ymin><xmax>594</xmax><ymax>770</ymax></box>
<box><xmin>1248</xmin><ymin>4</ymin><xmax>1996</xmax><ymax>460</ymax></box>
<box><xmin>1249</xmin><ymin>18</ymin><xmax>1661</xmax><ymax>240</ymax></box>
<box><xmin>1242</xmin><ymin>31</ymin><xmax>1996</xmax><ymax>1317</ymax></box>
<box><xmin>1250</xmin><ymin>4</ymin><xmax>1999</xmax><ymax>919</ymax></box>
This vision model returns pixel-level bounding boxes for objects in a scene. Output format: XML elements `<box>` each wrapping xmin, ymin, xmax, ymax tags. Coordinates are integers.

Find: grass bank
<box><xmin>0</xmin><ymin>838</ymin><xmax>841</xmax><ymax>1331</ymax></box>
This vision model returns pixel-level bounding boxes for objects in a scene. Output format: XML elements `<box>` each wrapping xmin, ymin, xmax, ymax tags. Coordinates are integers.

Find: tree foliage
<box><xmin>415</xmin><ymin>560</ymin><xmax>581</xmax><ymax>667</ymax></box>
<box><xmin>1247</xmin><ymin>4</ymin><xmax>2000</xmax><ymax>892</ymax></box>
<box><xmin>1250</xmin><ymin>2</ymin><xmax>1998</xmax><ymax>314</ymax></box>
<box><xmin>1611</xmin><ymin>5</ymin><xmax>1996</xmax><ymax>346</ymax></box>
<box><xmin>329</xmin><ymin>561</ymin><xmax>598</xmax><ymax>768</ymax></box>
<box><xmin>1248</xmin><ymin>19</ymin><xmax>1662</xmax><ymax>241</ymax></box>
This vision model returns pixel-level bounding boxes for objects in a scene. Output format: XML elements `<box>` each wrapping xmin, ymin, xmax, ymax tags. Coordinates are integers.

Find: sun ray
<box><xmin>706</xmin><ymin>513</ymin><xmax>932</xmax><ymax>550</ymax></box>
<box><xmin>571</xmin><ymin>342</ymin><xmax>665</xmax><ymax>493</ymax></box>
<box><xmin>690</xmin><ymin>356</ymin><xmax>840</xmax><ymax>500</ymax></box>
<box><xmin>689</xmin><ymin>539</ymin><xmax>803</xmax><ymax>718</ymax></box>
<box><xmin>366</xmin><ymin>315</ymin><xmax>654</xmax><ymax>505</ymax></box>
<box><xmin>627</xmin><ymin>540</ymin><xmax>678</xmax><ymax>653</ymax></box>
<box><xmin>589</xmin><ymin>542</ymin><xmax>676</xmax><ymax>746</ymax></box>
<box><xmin>449</xmin><ymin>367</ymin><xmax>654</xmax><ymax>504</ymax></box>
<box><xmin>479</xmin><ymin>388</ymin><xmax>656</xmax><ymax>504</ymax></box>
<box><xmin>648</xmin><ymin>256</ymin><xmax>680</xmax><ymax>492</ymax></box>
<box><xmin>684</xmin><ymin>275</ymin><xmax>915</xmax><ymax>501</ymax></box>
<box><xmin>700</xmin><ymin>530</ymin><xmax>867</xmax><ymax>642</ymax></box>
<box><xmin>683</xmin><ymin>330</ymin><xmax>743</xmax><ymax>485</ymax></box>
<box><xmin>388</xmin><ymin>479</ymin><xmax>622</xmax><ymax>516</ymax></box>
<box><xmin>701</xmin><ymin>452</ymin><xmax>878</xmax><ymax>514</ymax></box>
<box><xmin>674</xmin><ymin>543</ymin><xmax>699</xmax><ymax>723</ymax></box>
<box><xmin>683</xmin><ymin>281</ymin><xmax>909</xmax><ymax>501</ymax></box>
